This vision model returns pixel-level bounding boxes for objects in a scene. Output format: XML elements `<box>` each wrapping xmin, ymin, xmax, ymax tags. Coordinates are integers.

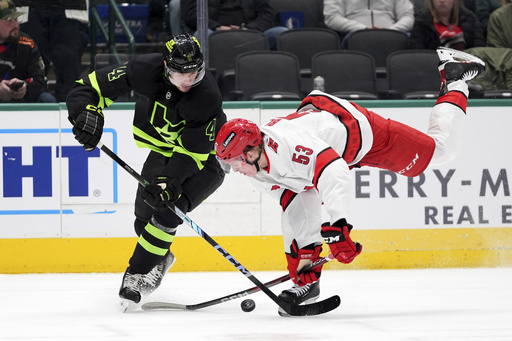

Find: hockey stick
<box><xmin>97</xmin><ymin>142</ymin><xmax>340</xmax><ymax>316</ymax></box>
<box><xmin>141</xmin><ymin>253</ymin><xmax>336</xmax><ymax>311</ymax></box>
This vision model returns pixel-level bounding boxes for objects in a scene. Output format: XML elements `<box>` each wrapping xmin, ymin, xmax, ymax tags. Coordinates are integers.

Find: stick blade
<box><xmin>141</xmin><ymin>301</ymin><xmax>190</xmax><ymax>311</ymax></box>
<box><xmin>287</xmin><ymin>295</ymin><xmax>341</xmax><ymax>316</ymax></box>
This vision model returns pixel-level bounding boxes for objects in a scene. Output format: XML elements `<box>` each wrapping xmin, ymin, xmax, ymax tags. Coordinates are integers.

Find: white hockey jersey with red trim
<box><xmin>249</xmin><ymin>91</ymin><xmax>374</xmax><ymax>225</ymax></box>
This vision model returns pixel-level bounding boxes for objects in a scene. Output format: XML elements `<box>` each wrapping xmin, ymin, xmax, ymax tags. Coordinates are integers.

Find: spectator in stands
<box><xmin>14</xmin><ymin>0</ymin><xmax>89</xmax><ymax>102</ymax></box>
<box><xmin>464</xmin><ymin>46</ymin><xmax>512</xmax><ymax>92</ymax></box>
<box><xmin>462</xmin><ymin>0</ymin><xmax>475</xmax><ymax>12</ymax></box>
<box><xmin>410</xmin><ymin>0</ymin><xmax>485</xmax><ymax>50</ymax></box>
<box><xmin>323</xmin><ymin>0</ymin><xmax>415</xmax><ymax>47</ymax></box>
<box><xmin>464</xmin><ymin>0</ymin><xmax>512</xmax><ymax>93</ymax></box>
<box><xmin>147</xmin><ymin>0</ymin><xmax>170</xmax><ymax>42</ymax></box>
<box><xmin>486</xmin><ymin>0</ymin><xmax>512</xmax><ymax>48</ymax></box>
<box><xmin>474</xmin><ymin>0</ymin><xmax>503</xmax><ymax>37</ymax></box>
<box><xmin>169</xmin><ymin>0</ymin><xmax>190</xmax><ymax>35</ymax></box>
<box><xmin>181</xmin><ymin>0</ymin><xmax>288</xmax><ymax>49</ymax></box>
<box><xmin>0</xmin><ymin>0</ymin><xmax>55</xmax><ymax>103</ymax></box>
<box><xmin>411</xmin><ymin>0</ymin><xmax>428</xmax><ymax>14</ymax></box>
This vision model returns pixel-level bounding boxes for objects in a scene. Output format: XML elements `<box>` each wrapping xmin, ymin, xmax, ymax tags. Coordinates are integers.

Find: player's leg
<box><xmin>428</xmin><ymin>47</ymin><xmax>486</xmax><ymax>166</ymax></box>
<box><xmin>120</xmin><ymin>151</ymin><xmax>177</xmax><ymax>305</ymax></box>
<box><xmin>357</xmin><ymin>48</ymin><xmax>486</xmax><ymax>176</ymax></box>
<box><xmin>119</xmin><ymin>153</ymin><xmax>225</xmax><ymax>305</ymax></box>
<box><xmin>279</xmin><ymin>190</ymin><xmax>324</xmax><ymax>316</ymax></box>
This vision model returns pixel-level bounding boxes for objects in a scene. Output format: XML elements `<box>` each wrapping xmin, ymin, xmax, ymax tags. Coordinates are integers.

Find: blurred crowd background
<box><xmin>4</xmin><ymin>0</ymin><xmax>511</xmax><ymax>103</ymax></box>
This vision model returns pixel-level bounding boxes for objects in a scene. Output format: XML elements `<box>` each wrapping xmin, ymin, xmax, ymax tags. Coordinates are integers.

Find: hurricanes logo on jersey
<box><xmin>267</xmin><ymin>138</ymin><xmax>278</xmax><ymax>153</ymax></box>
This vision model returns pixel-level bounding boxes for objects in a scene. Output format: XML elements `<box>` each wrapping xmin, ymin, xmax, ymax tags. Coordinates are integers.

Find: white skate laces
<box><xmin>286</xmin><ymin>283</ymin><xmax>315</xmax><ymax>297</ymax></box>
<box><xmin>459</xmin><ymin>69</ymin><xmax>479</xmax><ymax>82</ymax></box>
<box><xmin>119</xmin><ymin>251</ymin><xmax>176</xmax><ymax>306</ymax></box>
<box><xmin>278</xmin><ymin>281</ymin><xmax>321</xmax><ymax>317</ymax></box>
<box><xmin>140</xmin><ymin>252</ymin><xmax>175</xmax><ymax>295</ymax></box>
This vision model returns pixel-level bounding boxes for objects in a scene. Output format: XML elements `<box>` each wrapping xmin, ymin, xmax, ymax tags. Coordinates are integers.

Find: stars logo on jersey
<box><xmin>151</xmin><ymin>101</ymin><xmax>185</xmax><ymax>144</ymax></box>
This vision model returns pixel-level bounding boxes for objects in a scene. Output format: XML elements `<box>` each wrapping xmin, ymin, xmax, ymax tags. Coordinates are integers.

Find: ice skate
<box><xmin>118</xmin><ymin>251</ymin><xmax>175</xmax><ymax>312</ymax></box>
<box><xmin>119</xmin><ymin>267</ymin><xmax>143</xmax><ymax>312</ymax></box>
<box><xmin>277</xmin><ymin>281</ymin><xmax>320</xmax><ymax>317</ymax></box>
<box><xmin>437</xmin><ymin>47</ymin><xmax>486</xmax><ymax>96</ymax></box>
<box><xmin>140</xmin><ymin>251</ymin><xmax>176</xmax><ymax>296</ymax></box>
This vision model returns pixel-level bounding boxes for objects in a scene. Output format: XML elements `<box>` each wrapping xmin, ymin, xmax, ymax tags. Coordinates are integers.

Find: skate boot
<box><xmin>119</xmin><ymin>267</ymin><xmax>143</xmax><ymax>311</ymax></box>
<box><xmin>139</xmin><ymin>251</ymin><xmax>176</xmax><ymax>296</ymax></box>
<box><xmin>277</xmin><ymin>280</ymin><xmax>320</xmax><ymax>317</ymax></box>
<box><xmin>118</xmin><ymin>251</ymin><xmax>175</xmax><ymax>311</ymax></box>
<box><xmin>436</xmin><ymin>47</ymin><xmax>486</xmax><ymax>96</ymax></box>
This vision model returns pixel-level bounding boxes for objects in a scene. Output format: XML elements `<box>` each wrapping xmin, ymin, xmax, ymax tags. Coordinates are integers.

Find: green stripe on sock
<box><xmin>137</xmin><ymin>235</ymin><xmax>169</xmax><ymax>256</ymax></box>
<box><xmin>145</xmin><ymin>223</ymin><xmax>175</xmax><ymax>243</ymax></box>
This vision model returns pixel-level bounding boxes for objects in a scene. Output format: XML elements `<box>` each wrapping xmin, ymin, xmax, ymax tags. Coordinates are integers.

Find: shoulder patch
<box><xmin>18</xmin><ymin>36</ymin><xmax>35</xmax><ymax>48</ymax></box>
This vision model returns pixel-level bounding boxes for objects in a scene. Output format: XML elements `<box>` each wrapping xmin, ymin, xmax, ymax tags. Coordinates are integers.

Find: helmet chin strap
<box><xmin>246</xmin><ymin>147</ymin><xmax>262</xmax><ymax>172</ymax></box>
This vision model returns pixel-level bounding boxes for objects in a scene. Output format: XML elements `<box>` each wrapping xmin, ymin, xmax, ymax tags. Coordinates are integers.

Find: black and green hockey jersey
<box><xmin>66</xmin><ymin>53</ymin><xmax>226</xmax><ymax>183</ymax></box>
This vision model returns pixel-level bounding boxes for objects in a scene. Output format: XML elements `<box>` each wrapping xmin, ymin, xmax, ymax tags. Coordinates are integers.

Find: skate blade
<box><xmin>437</xmin><ymin>47</ymin><xmax>484</xmax><ymax>64</ymax></box>
<box><xmin>120</xmin><ymin>298</ymin><xmax>137</xmax><ymax>313</ymax></box>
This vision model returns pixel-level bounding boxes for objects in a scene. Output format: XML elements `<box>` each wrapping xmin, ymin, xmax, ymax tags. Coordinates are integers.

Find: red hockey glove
<box><xmin>72</xmin><ymin>104</ymin><xmax>104</xmax><ymax>151</ymax></box>
<box><xmin>142</xmin><ymin>176</ymin><xmax>182</xmax><ymax>210</ymax></box>
<box><xmin>321</xmin><ymin>219</ymin><xmax>362</xmax><ymax>264</ymax></box>
<box><xmin>286</xmin><ymin>240</ymin><xmax>324</xmax><ymax>285</ymax></box>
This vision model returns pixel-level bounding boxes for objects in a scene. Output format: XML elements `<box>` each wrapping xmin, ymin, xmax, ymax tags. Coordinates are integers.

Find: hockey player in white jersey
<box><xmin>215</xmin><ymin>47</ymin><xmax>485</xmax><ymax>315</ymax></box>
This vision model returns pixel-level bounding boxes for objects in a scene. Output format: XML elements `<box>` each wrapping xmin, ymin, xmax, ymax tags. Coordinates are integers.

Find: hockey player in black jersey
<box><xmin>66</xmin><ymin>34</ymin><xmax>227</xmax><ymax>309</ymax></box>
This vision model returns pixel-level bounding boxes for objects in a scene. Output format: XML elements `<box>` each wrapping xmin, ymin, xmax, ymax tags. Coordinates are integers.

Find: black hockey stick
<box><xmin>97</xmin><ymin>142</ymin><xmax>340</xmax><ymax>316</ymax></box>
<box><xmin>141</xmin><ymin>253</ymin><xmax>336</xmax><ymax>311</ymax></box>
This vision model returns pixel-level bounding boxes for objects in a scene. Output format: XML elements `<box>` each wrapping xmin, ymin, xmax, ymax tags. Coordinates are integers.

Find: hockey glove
<box><xmin>321</xmin><ymin>219</ymin><xmax>362</xmax><ymax>264</ymax></box>
<box><xmin>286</xmin><ymin>240</ymin><xmax>324</xmax><ymax>285</ymax></box>
<box><xmin>72</xmin><ymin>104</ymin><xmax>104</xmax><ymax>151</ymax></box>
<box><xmin>142</xmin><ymin>176</ymin><xmax>182</xmax><ymax>210</ymax></box>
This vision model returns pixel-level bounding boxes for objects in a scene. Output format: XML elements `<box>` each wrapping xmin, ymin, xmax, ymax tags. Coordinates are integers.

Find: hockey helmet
<box><xmin>163</xmin><ymin>33</ymin><xmax>205</xmax><ymax>87</ymax></box>
<box><xmin>215</xmin><ymin>118</ymin><xmax>263</xmax><ymax>162</ymax></box>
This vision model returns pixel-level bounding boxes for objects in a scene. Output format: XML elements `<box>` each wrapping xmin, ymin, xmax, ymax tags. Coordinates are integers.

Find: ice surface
<box><xmin>1</xmin><ymin>268</ymin><xmax>511</xmax><ymax>340</ymax></box>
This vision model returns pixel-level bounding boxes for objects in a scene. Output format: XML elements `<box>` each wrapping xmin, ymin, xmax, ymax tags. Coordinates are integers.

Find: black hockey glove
<box><xmin>72</xmin><ymin>104</ymin><xmax>104</xmax><ymax>151</ymax></box>
<box><xmin>142</xmin><ymin>176</ymin><xmax>182</xmax><ymax>210</ymax></box>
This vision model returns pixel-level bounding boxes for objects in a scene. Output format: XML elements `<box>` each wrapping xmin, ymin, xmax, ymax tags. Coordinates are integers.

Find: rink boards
<box><xmin>0</xmin><ymin>100</ymin><xmax>511</xmax><ymax>273</ymax></box>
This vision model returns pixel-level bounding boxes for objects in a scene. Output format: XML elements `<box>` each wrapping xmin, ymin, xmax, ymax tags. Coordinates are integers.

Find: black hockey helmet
<box><xmin>163</xmin><ymin>33</ymin><xmax>205</xmax><ymax>87</ymax></box>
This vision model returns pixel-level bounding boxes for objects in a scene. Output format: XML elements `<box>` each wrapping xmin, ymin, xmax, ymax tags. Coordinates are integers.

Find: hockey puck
<box><xmin>241</xmin><ymin>299</ymin><xmax>256</xmax><ymax>312</ymax></box>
